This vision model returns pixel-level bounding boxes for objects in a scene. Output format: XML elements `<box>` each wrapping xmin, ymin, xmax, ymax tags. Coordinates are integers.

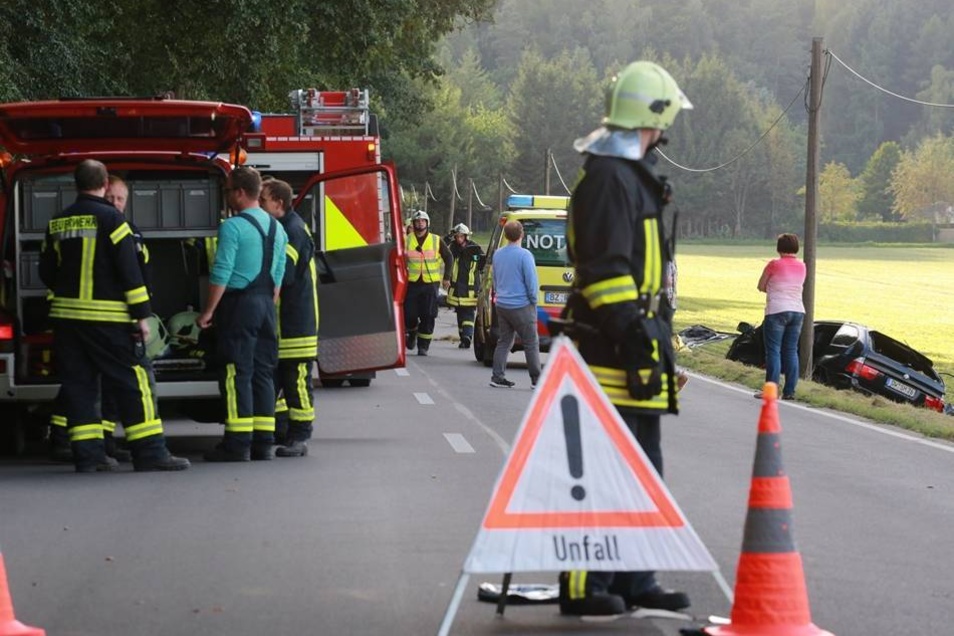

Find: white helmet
<box><xmin>411</xmin><ymin>210</ymin><xmax>430</xmax><ymax>223</ymax></box>
<box><xmin>452</xmin><ymin>223</ymin><xmax>471</xmax><ymax>235</ymax></box>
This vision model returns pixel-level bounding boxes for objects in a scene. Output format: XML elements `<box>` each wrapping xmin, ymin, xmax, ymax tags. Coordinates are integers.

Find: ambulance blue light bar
<box><xmin>506</xmin><ymin>194</ymin><xmax>570</xmax><ymax>210</ymax></box>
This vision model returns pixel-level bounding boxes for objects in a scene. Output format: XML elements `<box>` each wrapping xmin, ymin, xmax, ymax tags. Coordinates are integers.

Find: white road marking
<box><xmin>394</xmin><ymin>368</ymin><xmax>410</xmax><ymax>376</ymax></box>
<box><xmin>414</xmin><ymin>392</ymin><xmax>435</xmax><ymax>405</ymax></box>
<box><xmin>443</xmin><ymin>433</ymin><xmax>475</xmax><ymax>454</ymax></box>
<box><xmin>689</xmin><ymin>372</ymin><xmax>954</xmax><ymax>454</ymax></box>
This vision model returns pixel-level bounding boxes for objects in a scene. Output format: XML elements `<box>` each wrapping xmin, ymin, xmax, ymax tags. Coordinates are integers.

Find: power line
<box><xmin>827</xmin><ymin>49</ymin><xmax>954</xmax><ymax>109</ymax></box>
<box><xmin>471</xmin><ymin>180</ymin><xmax>488</xmax><ymax>208</ymax></box>
<box><xmin>501</xmin><ymin>178</ymin><xmax>518</xmax><ymax>194</ymax></box>
<box><xmin>549</xmin><ymin>153</ymin><xmax>572</xmax><ymax>194</ymax></box>
<box><xmin>658</xmin><ymin>78</ymin><xmax>808</xmax><ymax>173</ymax></box>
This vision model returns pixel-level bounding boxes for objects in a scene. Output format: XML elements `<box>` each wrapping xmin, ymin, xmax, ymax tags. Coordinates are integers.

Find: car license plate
<box><xmin>544</xmin><ymin>291</ymin><xmax>568</xmax><ymax>305</ymax></box>
<box><xmin>885</xmin><ymin>377</ymin><xmax>917</xmax><ymax>399</ymax></box>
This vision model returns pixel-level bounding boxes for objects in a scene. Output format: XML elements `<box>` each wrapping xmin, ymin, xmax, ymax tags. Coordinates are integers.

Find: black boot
<box><xmin>558</xmin><ymin>572</ymin><xmax>626</xmax><ymax>617</ymax></box>
<box><xmin>134</xmin><ymin>452</ymin><xmax>191</xmax><ymax>472</ymax></box>
<box><xmin>204</xmin><ymin>433</ymin><xmax>251</xmax><ymax>462</ymax></box>
<box><xmin>73</xmin><ymin>440</ymin><xmax>118</xmax><ymax>473</ymax></box>
<box><xmin>405</xmin><ymin>331</ymin><xmax>417</xmax><ymax>350</ymax></box>
<box><xmin>624</xmin><ymin>586</ymin><xmax>690</xmax><ymax>612</ymax></box>
<box><xmin>276</xmin><ymin>440</ymin><xmax>309</xmax><ymax>457</ymax></box>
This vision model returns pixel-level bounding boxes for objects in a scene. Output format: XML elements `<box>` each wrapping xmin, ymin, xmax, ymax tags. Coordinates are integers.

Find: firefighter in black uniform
<box><xmin>259</xmin><ymin>178</ymin><xmax>317</xmax><ymax>458</ymax></box>
<box><xmin>39</xmin><ymin>159</ymin><xmax>189</xmax><ymax>473</ymax></box>
<box><xmin>403</xmin><ymin>210</ymin><xmax>452</xmax><ymax>356</ymax></box>
<box><xmin>196</xmin><ymin>166</ymin><xmax>288</xmax><ymax>462</ymax></box>
<box><xmin>49</xmin><ymin>175</ymin><xmax>147</xmax><ymax>463</ymax></box>
<box><xmin>446</xmin><ymin>223</ymin><xmax>482</xmax><ymax>348</ymax></box>
<box><xmin>558</xmin><ymin>61</ymin><xmax>693</xmax><ymax>616</ymax></box>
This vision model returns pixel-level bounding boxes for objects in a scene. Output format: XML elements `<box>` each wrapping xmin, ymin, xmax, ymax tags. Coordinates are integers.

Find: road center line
<box><xmin>443</xmin><ymin>433</ymin><xmax>475</xmax><ymax>454</ymax></box>
<box><xmin>414</xmin><ymin>392</ymin><xmax>435</xmax><ymax>405</ymax></box>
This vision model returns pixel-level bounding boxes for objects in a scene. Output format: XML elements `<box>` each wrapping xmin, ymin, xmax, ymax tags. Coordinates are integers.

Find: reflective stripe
<box><xmin>134</xmin><ymin>365</ymin><xmax>156</xmax><ymax>423</ymax></box>
<box><xmin>110</xmin><ymin>222</ymin><xmax>133</xmax><ymax>244</ymax></box>
<box><xmin>275</xmin><ymin>397</ymin><xmax>288</xmax><ymax>413</ymax></box>
<box><xmin>125</xmin><ymin>419</ymin><xmax>163</xmax><ymax>441</ymax></box>
<box><xmin>50</xmin><ymin>215</ymin><xmax>97</xmax><ymax>235</ymax></box>
<box><xmin>310</xmin><ymin>258</ymin><xmax>319</xmax><ymax>327</ymax></box>
<box><xmin>79</xmin><ymin>236</ymin><xmax>96</xmax><ymax>300</ymax></box>
<box><xmin>285</xmin><ymin>243</ymin><xmax>299</xmax><ymax>265</ymax></box>
<box><xmin>48</xmin><ymin>307</ymin><xmax>135</xmax><ymax>323</ymax></box>
<box><xmin>51</xmin><ymin>414</ymin><xmax>67</xmax><ymax>428</ymax></box>
<box><xmin>225</xmin><ymin>417</ymin><xmax>254</xmax><ymax>434</ymax></box>
<box><xmin>253</xmin><ymin>416</ymin><xmax>276</xmax><ymax>433</ymax></box>
<box><xmin>581</xmin><ymin>275</ymin><xmax>638</xmax><ymax>308</ymax></box>
<box><xmin>125</xmin><ymin>286</ymin><xmax>149</xmax><ymax>305</ymax></box>
<box><xmin>295</xmin><ymin>362</ymin><xmax>311</xmax><ymax>416</ymax></box>
<box><xmin>141</xmin><ymin>243</ymin><xmax>150</xmax><ymax>264</ymax></box>
<box><xmin>225</xmin><ymin>363</ymin><xmax>239</xmax><ymax>423</ymax></box>
<box><xmin>418</xmin><ymin>332</ymin><xmax>434</xmax><ymax>341</ymax></box>
<box><xmin>101</xmin><ymin>420</ymin><xmax>117</xmax><ymax>434</ymax></box>
<box><xmin>641</xmin><ymin>218</ymin><xmax>661</xmax><ymax>295</ymax></box>
<box><xmin>590</xmin><ymin>364</ymin><xmax>671</xmax><ymax>410</ymax></box>
<box><xmin>567</xmin><ymin>571</ymin><xmax>587</xmax><ymax>600</ymax></box>
<box><xmin>289</xmin><ymin>407</ymin><xmax>315</xmax><ymax>422</ymax></box>
<box><xmin>70</xmin><ymin>423</ymin><xmax>104</xmax><ymax>442</ymax></box>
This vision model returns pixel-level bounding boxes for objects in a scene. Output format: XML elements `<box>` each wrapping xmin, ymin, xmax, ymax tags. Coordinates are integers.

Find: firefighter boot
<box><xmin>130</xmin><ymin>437</ymin><xmax>191</xmax><ymax>471</ymax></box>
<box><xmin>276</xmin><ymin>440</ymin><xmax>309</xmax><ymax>457</ymax></box>
<box><xmin>104</xmin><ymin>433</ymin><xmax>132</xmax><ymax>463</ymax></box>
<box><xmin>405</xmin><ymin>330</ymin><xmax>417</xmax><ymax>351</ymax></box>
<box><xmin>73</xmin><ymin>440</ymin><xmax>119</xmax><ymax>473</ymax></box>
<box><xmin>251</xmin><ymin>432</ymin><xmax>276</xmax><ymax>461</ymax></box>
<box><xmin>273</xmin><ymin>411</ymin><xmax>290</xmax><ymax>446</ymax></box>
<box><xmin>204</xmin><ymin>433</ymin><xmax>252</xmax><ymax>462</ymax></box>
<box><xmin>558</xmin><ymin>572</ymin><xmax>626</xmax><ymax>617</ymax></box>
<box><xmin>417</xmin><ymin>339</ymin><xmax>430</xmax><ymax>357</ymax></box>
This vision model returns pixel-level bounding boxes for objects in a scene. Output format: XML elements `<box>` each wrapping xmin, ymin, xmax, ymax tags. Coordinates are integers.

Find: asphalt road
<box><xmin>2</xmin><ymin>308</ymin><xmax>954</xmax><ymax>635</ymax></box>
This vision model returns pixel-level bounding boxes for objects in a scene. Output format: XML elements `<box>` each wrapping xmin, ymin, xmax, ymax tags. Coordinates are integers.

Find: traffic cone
<box><xmin>0</xmin><ymin>547</ymin><xmax>45</xmax><ymax>636</ymax></box>
<box><xmin>703</xmin><ymin>382</ymin><xmax>833</xmax><ymax>636</ymax></box>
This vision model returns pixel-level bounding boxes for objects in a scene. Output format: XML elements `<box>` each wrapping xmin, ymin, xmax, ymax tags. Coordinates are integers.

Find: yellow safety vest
<box><xmin>406</xmin><ymin>233</ymin><xmax>443</xmax><ymax>283</ymax></box>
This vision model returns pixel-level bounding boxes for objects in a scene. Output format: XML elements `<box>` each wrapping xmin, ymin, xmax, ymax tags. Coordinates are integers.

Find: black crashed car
<box><xmin>726</xmin><ymin>320</ymin><xmax>946</xmax><ymax>412</ymax></box>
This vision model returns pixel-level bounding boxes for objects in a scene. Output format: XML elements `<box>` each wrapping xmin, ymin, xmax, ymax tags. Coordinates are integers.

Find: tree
<box><xmin>818</xmin><ymin>161</ymin><xmax>859</xmax><ymax>222</ymax></box>
<box><xmin>857</xmin><ymin>141</ymin><xmax>901</xmax><ymax>221</ymax></box>
<box><xmin>890</xmin><ymin>134</ymin><xmax>954</xmax><ymax>221</ymax></box>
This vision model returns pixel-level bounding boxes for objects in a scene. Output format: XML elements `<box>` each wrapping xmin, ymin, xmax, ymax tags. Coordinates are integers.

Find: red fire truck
<box><xmin>0</xmin><ymin>90</ymin><xmax>407</xmax><ymax>452</ymax></box>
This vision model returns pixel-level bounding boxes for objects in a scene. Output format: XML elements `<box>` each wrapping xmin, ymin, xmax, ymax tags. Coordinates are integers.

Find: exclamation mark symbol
<box><xmin>561</xmin><ymin>395</ymin><xmax>586</xmax><ymax>501</ymax></box>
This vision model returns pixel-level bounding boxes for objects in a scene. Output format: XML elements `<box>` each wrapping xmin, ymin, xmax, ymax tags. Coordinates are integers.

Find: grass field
<box><xmin>674</xmin><ymin>243</ymin><xmax>954</xmax><ymax>386</ymax></box>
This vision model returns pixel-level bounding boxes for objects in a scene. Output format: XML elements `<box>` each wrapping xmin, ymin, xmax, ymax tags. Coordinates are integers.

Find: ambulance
<box><xmin>472</xmin><ymin>194</ymin><xmax>572</xmax><ymax>366</ymax></box>
<box><xmin>0</xmin><ymin>91</ymin><xmax>406</xmax><ymax>452</ymax></box>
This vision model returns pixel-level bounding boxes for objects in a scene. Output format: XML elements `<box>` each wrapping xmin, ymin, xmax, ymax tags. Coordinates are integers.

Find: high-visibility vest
<box><xmin>406</xmin><ymin>233</ymin><xmax>443</xmax><ymax>283</ymax></box>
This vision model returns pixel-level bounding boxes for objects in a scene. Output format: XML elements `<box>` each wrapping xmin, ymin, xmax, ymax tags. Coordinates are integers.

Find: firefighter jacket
<box><xmin>405</xmin><ymin>232</ymin><xmax>452</xmax><ymax>284</ymax></box>
<box><xmin>129</xmin><ymin>219</ymin><xmax>152</xmax><ymax>293</ymax></box>
<box><xmin>565</xmin><ymin>154</ymin><xmax>678</xmax><ymax>415</ymax></box>
<box><xmin>39</xmin><ymin>193</ymin><xmax>152</xmax><ymax>324</ymax></box>
<box><xmin>277</xmin><ymin>210</ymin><xmax>318</xmax><ymax>360</ymax></box>
<box><xmin>447</xmin><ymin>239</ymin><xmax>482</xmax><ymax>307</ymax></box>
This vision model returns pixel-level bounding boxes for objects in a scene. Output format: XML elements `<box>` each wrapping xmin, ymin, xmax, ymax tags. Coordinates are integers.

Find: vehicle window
<box><xmin>831</xmin><ymin>324</ymin><xmax>861</xmax><ymax>348</ymax></box>
<box><xmin>519</xmin><ymin>218</ymin><xmax>568</xmax><ymax>266</ymax></box>
<box><xmin>870</xmin><ymin>331</ymin><xmax>938</xmax><ymax>378</ymax></box>
<box><xmin>6</xmin><ymin>115</ymin><xmax>230</xmax><ymax>141</ymax></box>
<box><xmin>486</xmin><ymin>221</ymin><xmax>504</xmax><ymax>260</ymax></box>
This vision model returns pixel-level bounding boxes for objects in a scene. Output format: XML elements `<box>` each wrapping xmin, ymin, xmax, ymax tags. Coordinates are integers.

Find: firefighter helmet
<box><xmin>411</xmin><ymin>210</ymin><xmax>430</xmax><ymax>223</ymax></box>
<box><xmin>167</xmin><ymin>310</ymin><xmax>202</xmax><ymax>349</ymax></box>
<box><xmin>602</xmin><ymin>61</ymin><xmax>693</xmax><ymax>131</ymax></box>
<box><xmin>143</xmin><ymin>314</ymin><xmax>171</xmax><ymax>360</ymax></box>
<box><xmin>452</xmin><ymin>223</ymin><xmax>471</xmax><ymax>235</ymax></box>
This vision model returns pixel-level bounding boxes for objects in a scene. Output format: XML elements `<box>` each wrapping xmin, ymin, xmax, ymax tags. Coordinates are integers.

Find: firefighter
<box><xmin>196</xmin><ymin>166</ymin><xmax>288</xmax><ymax>462</ymax></box>
<box><xmin>403</xmin><ymin>210</ymin><xmax>452</xmax><ymax>356</ymax></box>
<box><xmin>445</xmin><ymin>223</ymin><xmax>482</xmax><ymax>349</ymax></box>
<box><xmin>558</xmin><ymin>61</ymin><xmax>692</xmax><ymax>615</ymax></box>
<box><xmin>259</xmin><ymin>178</ymin><xmax>317</xmax><ymax>458</ymax></box>
<box><xmin>39</xmin><ymin>159</ymin><xmax>189</xmax><ymax>473</ymax></box>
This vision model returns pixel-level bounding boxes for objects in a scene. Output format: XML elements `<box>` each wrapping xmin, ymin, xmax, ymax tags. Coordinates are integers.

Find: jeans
<box><xmin>762</xmin><ymin>311</ymin><xmax>804</xmax><ymax>397</ymax></box>
<box><xmin>491</xmin><ymin>304</ymin><xmax>541</xmax><ymax>382</ymax></box>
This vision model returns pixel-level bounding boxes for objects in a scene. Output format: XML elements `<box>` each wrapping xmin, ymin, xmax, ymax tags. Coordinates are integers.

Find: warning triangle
<box><xmin>463</xmin><ymin>337</ymin><xmax>717</xmax><ymax>574</ymax></box>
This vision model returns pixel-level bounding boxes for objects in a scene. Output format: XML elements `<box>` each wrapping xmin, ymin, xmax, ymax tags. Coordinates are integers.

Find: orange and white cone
<box><xmin>0</xmin><ymin>548</ymin><xmax>45</xmax><ymax>636</ymax></box>
<box><xmin>704</xmin><ymin>382</ymin><xmax>833</xmax><ymax>636</ymax></box>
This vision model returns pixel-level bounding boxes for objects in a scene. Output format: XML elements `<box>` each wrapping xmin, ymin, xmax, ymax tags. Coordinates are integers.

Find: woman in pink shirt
<box><xmin>757</xmin><ymin>233</ymin><xmax>806</xmax><ymax>399</ymax></box>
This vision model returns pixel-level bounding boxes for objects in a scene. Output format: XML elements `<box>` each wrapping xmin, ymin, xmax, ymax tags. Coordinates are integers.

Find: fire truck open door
<box><xmin>294</xmin><ymin>164</ymin><xmax>407</xmax><ymax>375</ymax></box>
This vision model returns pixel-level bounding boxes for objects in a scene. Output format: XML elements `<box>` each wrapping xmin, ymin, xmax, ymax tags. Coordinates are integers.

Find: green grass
<box><xmin>673</xmin><ymin>242</ymin><xmax>954</xmax><ymax>439</ymax></box>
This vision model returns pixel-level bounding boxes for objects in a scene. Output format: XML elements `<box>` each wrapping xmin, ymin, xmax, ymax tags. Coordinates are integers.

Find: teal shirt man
<box><xmin>211</xmin><ymin>206</ymin><xmax>287</xmax><ymax>290</ymax></box>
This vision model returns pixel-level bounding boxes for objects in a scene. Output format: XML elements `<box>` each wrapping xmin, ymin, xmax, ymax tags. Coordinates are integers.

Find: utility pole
<box><xmin>423</xmin><ymin>182</ymin><xmax>429</xmax><ymax>215</ymax></box>
<box><xmin>544</xmin><ymin>148</ymin><xmax>552</xmax><ymax>195</ymax></box>
<box><xmin>467</xmin><ymin>178</ymin><xmax>474</xmax><ymax>229</ymax></box>
<box><xmin>800</xmin><ymin>37</ymin><xmax>823</xmax><ymax>378</ymax></box>
<box><xmin>498</xmin><ymin>172</ymin><xmax>504</xmax><ymax>224</ymax></box>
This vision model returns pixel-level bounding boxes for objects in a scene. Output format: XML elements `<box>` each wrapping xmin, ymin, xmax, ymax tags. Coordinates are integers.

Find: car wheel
<box><xmin>348</xmin><ymin>378</ymin><xmax>371</xmax><ymax>388</ymax></box>
<box><xmin>473</xmin><ymin>334</ymin><xmax>485</xmax><ymax>363</ymax></box>
<box><xmin>321</xmin><ymin>379</ymin><xmax>345</xmax><ymax>388</ymax></box>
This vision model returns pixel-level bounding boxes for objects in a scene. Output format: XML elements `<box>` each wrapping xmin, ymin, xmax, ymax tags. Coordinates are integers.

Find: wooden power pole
<box><xmin>467</xmin><ymin>178</ymin><xmax>473</xmax><ymax>229</ymax></box>
<box><xmin>448</xmin><ymin>165</ymin><xmax>457</xmax><ymax>234</ymax></box>
<box><xmin>544</xmin><ymin>148</ymin><xmax>552</xmax><ymax>195</ymax></box>
<box><xmin>800</xmin><ymin>37</ymin><xmax>823</xmax><ymax>377</ymax></box>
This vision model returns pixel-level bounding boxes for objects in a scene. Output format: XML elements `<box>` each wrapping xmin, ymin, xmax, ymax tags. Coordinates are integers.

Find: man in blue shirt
<box><xmin>197</xmin><ymin>166</ymin><xmax>288</xmax><ymax>461</ymax></box>
<box><xmin>490</xmin><ymin>220</ymin><xmax>541</xmax><ymax>388</ymax></box>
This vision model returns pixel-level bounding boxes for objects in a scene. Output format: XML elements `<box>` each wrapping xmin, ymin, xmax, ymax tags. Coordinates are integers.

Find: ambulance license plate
<box><xmin>544</xmin><ymin>291</ymin><xmax>568</xmax><ymax>305</ymax></box>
